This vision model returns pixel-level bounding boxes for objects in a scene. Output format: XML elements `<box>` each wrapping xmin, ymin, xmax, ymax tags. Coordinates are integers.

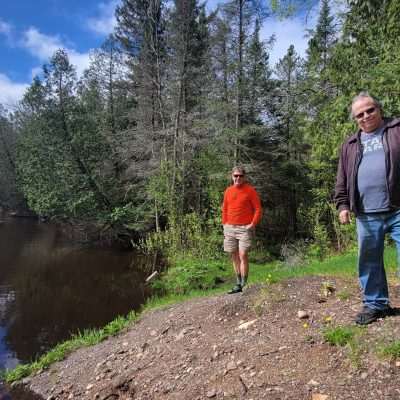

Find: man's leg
<box><xmin>356</xmin><ymin>213</ymin><xmax>388</xmax><ymax>311</ymax></box>
<box><xmin>237</xmin><ymin>226</ymin><xmax>252</xmax><ymax>288</ymax></box>
<box><xmin>238</xmin><ymin>250</ymin><xmax>249</xmax><ymax>287</ymax></box>
<box><xmin>227</xmin><ymin>251</ymin><xmax>242</xmax><ymax>293</ymax></box>
<box><xmin>231</xmin><ymin>251</ymin><xmax>242</xmax><ymax>284</ymax></box>
<box><xmin>388</xmin><ymin>210</ymin><xmax>400</xmax><ymax>279</ymax></box>
<box><xmin>224</xmin><ymin>225</ymin><xmax>242</xmax><ymax>293</ymax></box>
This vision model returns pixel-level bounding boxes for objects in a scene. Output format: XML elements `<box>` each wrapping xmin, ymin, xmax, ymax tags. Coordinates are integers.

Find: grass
<box><xmin>378</xmin><ymin>341</ymin><xmax>400</xmax><ymax>359</ymax></box>
<box><xmin>4</xmin><ymin>311</ymin><xmax>137</xmax><ymax>383</ymax></box>
<box><xmin>323</xmin><ymin>325</ymin><xmax>359</xmax><ymax>347</ymax></box>
<box><xmin>5</xmin><ymin>245</ymin><xmax>400</xmax><ymax>383</ymax></box>
<box><xmin>337</xmin><ymin>289</ymin><xmax>352</xmax><ymax>301</ymax></box>
<box><xmin>322</xmin><ymin>325</ymin><xmax>365</xmax><ymax>368</ymax></box>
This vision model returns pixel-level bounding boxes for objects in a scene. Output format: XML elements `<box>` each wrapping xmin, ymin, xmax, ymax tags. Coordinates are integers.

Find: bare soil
<box><xmin>14</xmin><ymin>276</ymin><xmax>400</xmax><ymax>399</ymax></box>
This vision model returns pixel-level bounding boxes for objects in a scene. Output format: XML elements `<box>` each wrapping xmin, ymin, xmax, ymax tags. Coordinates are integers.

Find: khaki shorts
<box><xmin>223</xmin><ymin>224</ymin><xmax>254</xmax><ymax>253</ymax></box>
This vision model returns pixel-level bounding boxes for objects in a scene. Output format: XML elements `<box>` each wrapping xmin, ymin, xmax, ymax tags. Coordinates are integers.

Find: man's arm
<box><xmin>249</xmin><ymin>187</ymin><xmax>262</xmax><ymax>227</ymax></box>
<box><xmin>334</xmin><ymin>143</ymin><xmax>351</xmax><ymax>224</ymax></box>
<box><xmin>222</xmin><ymin>189</ymin><xmax>228</xmax><ymax>225</ymax></box>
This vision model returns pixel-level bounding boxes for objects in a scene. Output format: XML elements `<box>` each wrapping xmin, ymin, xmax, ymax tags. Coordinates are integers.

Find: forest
<box><xmin>0</xmin><ymin>0</ymin><xmax>399</xmax><ymax>259</ymax></box>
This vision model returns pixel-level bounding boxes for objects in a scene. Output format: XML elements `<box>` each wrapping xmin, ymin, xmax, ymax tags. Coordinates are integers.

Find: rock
<box><xmin>298</xmin><ymin>310</ymin><xmax>309</xmax><ymax>319</ymax></box>
<box><xmin>227</xmin><ymin>361</ymin><xmax>237</xmax><ymax>371</ymax></box>
<box><xmin>307</xmin><ymin>379</ymin><xmax>320</xmax><ymax>386</ymax></box>
<box><xmin>360</xmin><ymin>372</ymin><xmax>368</xmax><ymax>380</ymax></box>
<box><xmin>312</xmin><ymin>394</ymin><xmax>329</xmax><ymax>400</ymax></box>
<box><xmin>206</xmin><ymin>389</ymin><xmax>217</xmax><ymax>398</ymax></box>
<box><xmin>21</xmin><ymin>377</ymin><xmax>32</xmax><ymax>385</ymax></box>
<box><xmin>237</xmin><ymin>319</ymin><xmax>258</xmax><ymax>330</ymax></box>
<box><xmin>176</xmin><ymin>329</ymin><xmax>187</xmax><ymax>341</ymax></box>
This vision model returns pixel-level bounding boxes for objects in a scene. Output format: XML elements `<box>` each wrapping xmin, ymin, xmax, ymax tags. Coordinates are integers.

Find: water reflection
<box><xmin>0</xmin><ymin>217</ymin><xmax>153</xmax><ymax>382</ymax></box>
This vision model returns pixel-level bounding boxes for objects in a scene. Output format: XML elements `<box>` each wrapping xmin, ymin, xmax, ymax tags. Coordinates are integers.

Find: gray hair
<box><xmin>231</xmin><ymin>166</ymin><xmax>246</xmax><ymax>175</ymax></box>
<box><xmin>350</xmin><ymin>91</ymin><xmax>383</xmax><ymax>119</ymax></box>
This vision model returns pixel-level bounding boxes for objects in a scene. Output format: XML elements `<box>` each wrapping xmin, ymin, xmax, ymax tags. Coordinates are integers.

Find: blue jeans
<box><xmin>356</xmin><ymin>209</ymin><xmax>400</xmax><ymax>310</ymax></box>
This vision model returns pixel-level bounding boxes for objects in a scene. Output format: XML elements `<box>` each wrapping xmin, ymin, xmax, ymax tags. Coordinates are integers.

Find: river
<box><xmin>0</xmin><ymin>217</ymin><xmax>155</xmax><ymax>399</ymax></box>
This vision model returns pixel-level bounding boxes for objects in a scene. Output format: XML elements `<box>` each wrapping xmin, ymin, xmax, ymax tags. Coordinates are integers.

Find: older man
<box><xmin>335</xmin><ymin>91</ymin><xmax>400</xmax><ymax>324</ymax></box>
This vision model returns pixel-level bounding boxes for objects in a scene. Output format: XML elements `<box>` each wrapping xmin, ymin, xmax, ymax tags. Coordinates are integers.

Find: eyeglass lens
<box><xmin>355</xmin><ymin>107</ymin><xmax>376</xmax><ymax>120</ymax></box>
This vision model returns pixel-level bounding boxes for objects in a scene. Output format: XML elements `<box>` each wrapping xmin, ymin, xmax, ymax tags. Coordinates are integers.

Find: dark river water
<box><xmin>0</xmin><ymin>217</ymin><xmax>155</xmax><ymax>399</ymax></box>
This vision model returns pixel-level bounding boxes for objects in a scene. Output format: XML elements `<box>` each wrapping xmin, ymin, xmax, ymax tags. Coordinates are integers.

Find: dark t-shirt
<box><xmin>357</xmin><ymin>127</ymin><xmax>390</xmax><ymax>213</ymax></box>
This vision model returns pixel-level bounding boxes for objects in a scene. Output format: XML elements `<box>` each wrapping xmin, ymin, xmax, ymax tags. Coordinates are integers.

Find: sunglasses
<box><xmin>354</xmin><ymin>107</ymin><xmax>376</xmax><ymax>120</ymax></box>
<box><xmin>233</xmin><ymin>174</ymin><xmax>244</xmax><ymax>178</ymax></box>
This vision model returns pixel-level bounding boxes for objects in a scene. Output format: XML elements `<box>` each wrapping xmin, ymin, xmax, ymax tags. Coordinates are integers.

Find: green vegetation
<box><xmin>322</xmin><ymin>325</ymin><xmax>365</xmax><ymax>368</ymax></box>
<box><xmin>5</xmin><ymin>244</ymin><xmax>400</xmax><ymax>383</ymax></box>
<box><xmin>336</xmin><ymin>289</ymin><xmax>352</xmax><ymax>301</ymax></box>
<box><xmin>2</xmin><ymin>0</ymin><xmax>399</xmax><ymax>253</ymax></box>
<box><xmin>323</xmin><ymin>325</ymin><xmax>358</xmax><ymax>347</ymax></box>
<box><xmin>4</xmin><ymin>0</ymin><xmax>400</xmax><ymax>381</ymax></box>
<box><xmin>378</xmin><ymin>341</ymin><xmax>400</xmax><ymax>359</ymax></box>
<box><xmin>5</xmin><ymin>312</ymin><xmax>137</xmax><ymax>383</ymax></box>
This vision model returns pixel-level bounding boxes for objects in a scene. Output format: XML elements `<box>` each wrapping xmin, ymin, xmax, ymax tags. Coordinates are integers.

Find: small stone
<box><xmin>22</xmin><ymin>377</ymin><xmax>32</xmax><ymax>385</ymax></box>
<box><xmin>175</xmin><ymin>329</ymin><xmax>187</xmax><ymax>341</ymax></box>
<box><xmin>86</xmin><ymin>384</ymin><xmax>94</xmax><ymax>390</ymax></box>
<box><xmin>396</xmin><ymin>361</ymin><xmax>400</xmax><ymax>367</ymax></box>
<box><xmin>307</xmin><ymin>379</ymin><xmax>319</xmax><ymax>386</ymax></box>
<box><xmin>298</xmin><ymin>310</ymin><xmax>309</xmax><ymax>319</ymax></box>
<box><xmin>312</xmin><ymin>394</ymin><xmax>329</xmax><ymax>400</ymax></box>
<box><xmin>206</xmin><ymin>389</ymin><xmax>216</xmax><ymax>398</ymax></box>
<box><xmin>227</xmin><ymin>361</ymin><xmax>237</xmax><ymax>371</ymax></box>
<box><xmin>360</xmin><ymin>372</ymin><xmax>368</xmax><ymax>380</ymax></box>
<box><xmin>237</xmin><ymin>319</ymin><xmax>258</xmax><ymax>330</ymax></box>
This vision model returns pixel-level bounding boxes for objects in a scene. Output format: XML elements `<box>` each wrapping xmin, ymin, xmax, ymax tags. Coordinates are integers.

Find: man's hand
<box><xmin>246</xmin><ymin>223</ymin><xmax>255</xmax><ymax>230</ymax></box>
<box><xmin>339</xmin><ymin>210</ymin><xmax>351</xmax><ymax>224</ymax></box>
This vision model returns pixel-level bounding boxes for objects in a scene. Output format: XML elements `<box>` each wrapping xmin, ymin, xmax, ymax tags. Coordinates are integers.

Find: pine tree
<box><xmin>116</xmin><ymin>0</ymin><xmax>166</xmax><ymax>132</ymax></box>
<box><xmin>272</xmin><ymin>45</ymin><xmax>308</xmax><ymax>237</ymax></box>
<box><xmin>16</xmin><ymin>50</ymin><xmax>112</xmax><ymax>217</ymax></box>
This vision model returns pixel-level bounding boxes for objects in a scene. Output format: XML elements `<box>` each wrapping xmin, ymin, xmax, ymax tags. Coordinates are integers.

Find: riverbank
<box><xmin>11</xmin><ymin>272</ymin><xmax>400</xmax><ymax>399</ymax></box>
<box><xmin>7</xmin><ymin>247</ymin><xmax>400</xmax><ymax>399</ymax></box>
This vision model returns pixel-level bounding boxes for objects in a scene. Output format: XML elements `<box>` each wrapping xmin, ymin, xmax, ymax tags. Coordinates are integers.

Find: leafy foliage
<box><xmin>2</xmin><ymin>0</ymin><xmax>400</xmax><ymax>255</ymax></box>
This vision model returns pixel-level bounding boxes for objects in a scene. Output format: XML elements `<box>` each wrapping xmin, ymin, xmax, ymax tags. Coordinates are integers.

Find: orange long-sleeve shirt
<box><xmin>222</xmin><ymin>183</ymin><xmax>262</xmax><ymax>225</ymax></box>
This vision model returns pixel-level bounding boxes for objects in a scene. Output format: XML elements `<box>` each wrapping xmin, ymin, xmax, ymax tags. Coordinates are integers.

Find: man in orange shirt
<box><xmin>222</xmin><ymin>166</ymin><xmax>262</xmax><ymax>294</ymax></box>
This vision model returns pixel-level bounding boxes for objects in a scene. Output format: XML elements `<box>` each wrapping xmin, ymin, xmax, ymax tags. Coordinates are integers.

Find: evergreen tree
<box><xmin>16</xmin><ymin>50</ymin><xmax>112</xmax><ymax>218</ymax></box>
<box><xmin>272</xmin><ymin>45</ymin><xmax>308</xmax><ymax>237</ymax></box>
<box><xmin>0</xmin><ymin>106</ymin><xmax>25</xmax><ymax>210</ymax></box>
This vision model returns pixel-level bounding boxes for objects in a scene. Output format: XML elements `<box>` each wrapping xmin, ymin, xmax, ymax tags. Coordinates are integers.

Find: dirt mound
<box><xmin>16</xmin><ymin>276</ymin><xmax>400</xmax><ymax>399</ymax></box>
